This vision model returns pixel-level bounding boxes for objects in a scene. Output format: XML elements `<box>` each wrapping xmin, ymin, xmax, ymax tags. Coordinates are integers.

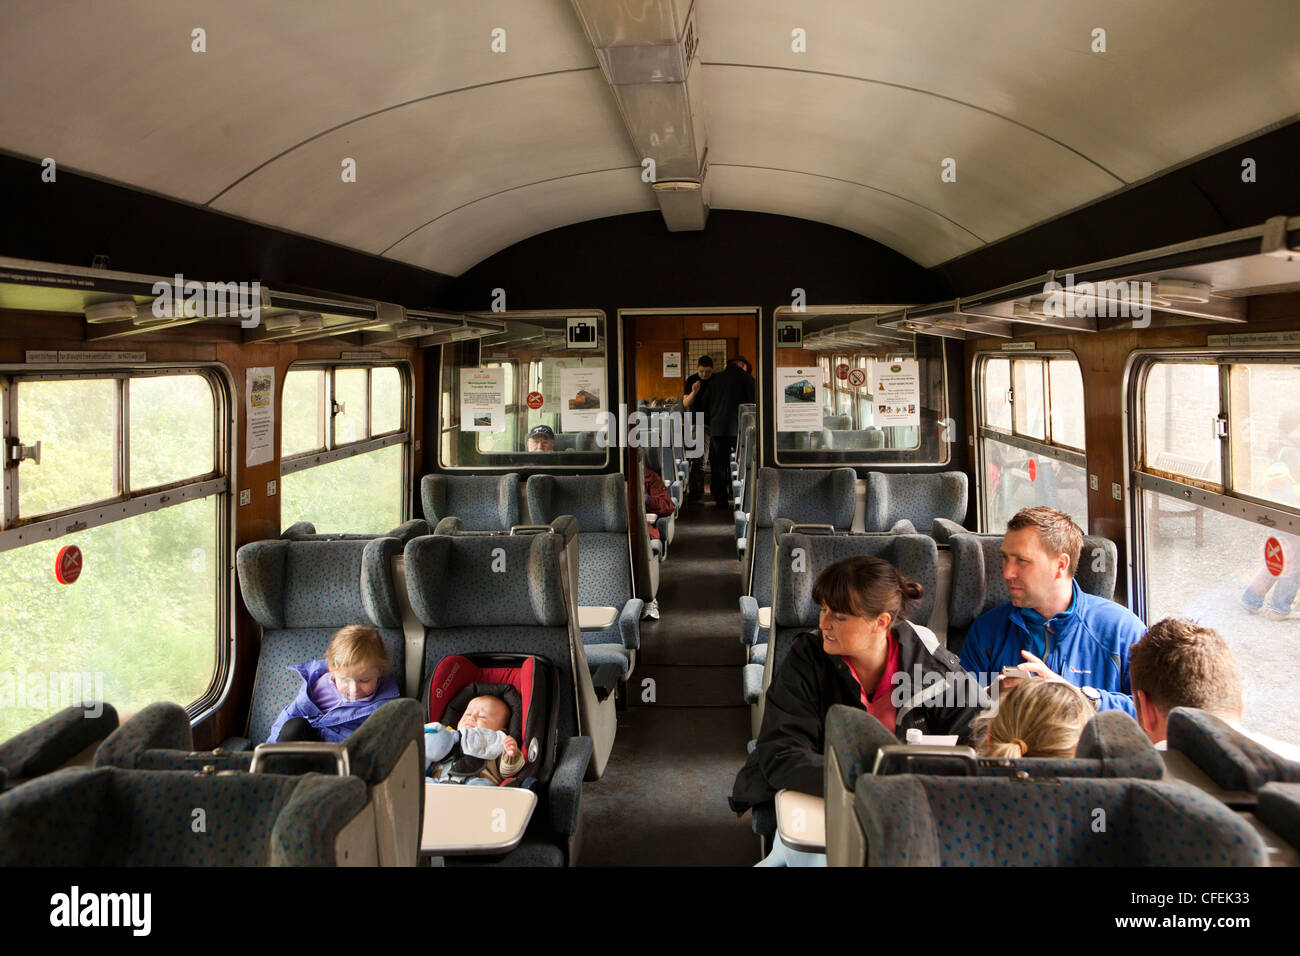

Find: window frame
<box><xmin>973</xmin><ymin>350</ymin><xmax>1089</xmax><ymax>532</ymax></box>
<box><xmin>0</xmin><ymin>362</ymin><xmax>234</xmax><ymax>720</ymax></box>
<box><xmin>279</xmin><ymin>362</ymin><xmax>413</xmax><ymax>514</ymax></box>
<box><xmin>1127</xmin><ymin>349</ymin><xmax>1300</xmax><ymax>620</ymax></box>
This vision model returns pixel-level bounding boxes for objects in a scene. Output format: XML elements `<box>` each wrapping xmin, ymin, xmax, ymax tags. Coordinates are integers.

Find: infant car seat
<box><xmin>425</xmin><ymin>654</ymin><xmax>559</xmax><ymax>788</ymax></box>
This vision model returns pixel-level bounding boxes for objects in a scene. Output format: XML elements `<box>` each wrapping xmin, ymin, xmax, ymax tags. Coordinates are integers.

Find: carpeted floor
<box><xmin>576</xmin><ymin>498</ymin><xmax>761</xmax><ymax>866</ymax></box>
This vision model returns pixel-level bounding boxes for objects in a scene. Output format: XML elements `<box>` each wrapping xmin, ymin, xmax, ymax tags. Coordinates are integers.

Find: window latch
<box><xmin>331</xmin><ymin>400</ymin><xmax>345</xmax><ymax>417</ymax></box>
<box><xmin>1214</xmin><ymin>413</ymin><xmax>1228</xmax><ymax>439</ymax></box>
<box><xmin>5</xmin><ymin>437</ymin><xmax>41</xmax><ymax>467</ymax></box>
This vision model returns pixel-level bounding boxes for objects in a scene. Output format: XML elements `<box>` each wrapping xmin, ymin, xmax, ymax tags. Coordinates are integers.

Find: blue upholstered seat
<box><xmin>235</xmin><ymin>535</ymin><xmax>406</xmax><ymax>748</ymax></box>
<box><xmin>946</xmin><ymin>531</ymin><xmax>1118</xmax><ymax>656</ymax></box>
<box><xmin>403</xmin><ymin>530</ymin><xmax>603</xmax><ymax>863</ymax></box>
<box><xmin>852</xmin><ymin>772</ymin><xmax>1266</xmax><ymax>866</ymax></box>
<box><xmin>526</xmin><ymin>474</ymin><xmax>643</xmax><ymax>677</ymax></box>
<box><xmin>0</xmin><ymin>766</ymin><xmax>370</xmax><ymax>865</ymax></box>
<box><xmin>421</xmin><ymin>474</ymin><xmax>520</xmax><ymax>531</ymax></box>
<box><xmin>864</xmin><ymin>471</ymin><xmax>968</xmax><ymax>535</ymax></box>
<box><xmin>0</xmin><ymin>704</ymin><xmax>119</xmax><ymax>787</ymax></box>
<box><xmin>740</xmin><ymin>468</ymin><xmax>856</xmax><ymax>650</ymax></box>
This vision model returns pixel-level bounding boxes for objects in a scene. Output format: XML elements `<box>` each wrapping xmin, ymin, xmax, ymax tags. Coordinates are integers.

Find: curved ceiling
<box><xmin>1</xmin><ymin>0</ymin><xmax>1297</xmax><ymax>276</ymax></box>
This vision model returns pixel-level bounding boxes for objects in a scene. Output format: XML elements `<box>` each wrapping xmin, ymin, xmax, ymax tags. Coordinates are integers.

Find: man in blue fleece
<box><xmin>959</xmin><ymin>506</ymin><xmax>1144</xmax><ymax>715</ymax></box>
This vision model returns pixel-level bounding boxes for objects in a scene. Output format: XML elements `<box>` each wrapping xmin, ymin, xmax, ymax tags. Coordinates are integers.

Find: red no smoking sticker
<box><xmin>847</xmin><ymin>368</ymin><xmax>866</xmax><ymax>387</ymax></box>
<box><xmin>1265</xmin><ymin>537</ymin><xmax>1284</xmax><ymax>576</ymax></box>
<box><xmin>525</xmin><ymin>392</ymin><xmax>544</xmax><ymax>410</ymax></box>
<box><xmin>55</xmin><ymin>545</ymin><xmax>82</xmax><ymax>585</ymax></box>
<box><xmin>1027</xmin><ymin>459</ymin><xmax>1037</xmax><ymax>482</ymax></box>
<box><xmin>835</xmin><ymin>363</ymin><xmax>850</xmax><ymax>380</ymax></box>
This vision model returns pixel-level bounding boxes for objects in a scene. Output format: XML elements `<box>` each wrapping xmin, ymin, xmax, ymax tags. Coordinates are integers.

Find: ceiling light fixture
<box><xmin>84</xmin><ymin>298</ymin><xmax>139</xmax><ymax>324</ymax></box>
<box><xmin>262</xmin><ymin>312</ymin><xmax>302</xmax><ymax>332</ymax></box>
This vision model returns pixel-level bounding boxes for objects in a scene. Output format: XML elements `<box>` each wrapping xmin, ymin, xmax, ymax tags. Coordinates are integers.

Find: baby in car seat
<box><xmin>424</xmin><ymin>694</ymin><xmax>526</xmax><ymax>786</ymax></box>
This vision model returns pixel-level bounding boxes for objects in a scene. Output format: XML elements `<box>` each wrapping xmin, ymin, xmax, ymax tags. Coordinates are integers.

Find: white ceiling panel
<box><xmin>702</xmin><ymin>0</ymin><xmax>1300</xmax><ymax>184</ymax></box>
<box><xmin>0</xmin><ymin>0</ymin><xmax>597</xmax><ymax>203</ymax></box>
<box><xmin>211</xmin><ymin>70</ymin><xmax>638</xmax><ymax>260</ymax></box>
<box><xmin>703</xmin><ymin>66</ymin><xmax>1119</xmax><ymax>263</ymax></box>
<box><xmin>385</xmin><ymin>168</ymin><xmax>657</xmax><ymax>277</ymax></box>
<box><xmin>708</xmin><ymin>164</ymin><xmax>976</xmax><ymax>265</ymax></box>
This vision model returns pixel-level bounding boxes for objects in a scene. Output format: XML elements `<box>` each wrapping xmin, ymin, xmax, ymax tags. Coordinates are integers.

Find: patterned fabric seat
<box><xmin>421</xmin><ymin>475</ymin><xmax>520</xmax><ymax>532</ymax></box>
<box><xmin>0</xmin><ymin>704</ymin><xmax>119</xmax><ymax>788</ymax></box>
<box><xmin>825</xmin><ymin>707</ymin><xmax>1167</xmax><ymax>865</ymax></box>
<box><xmin>1166</xmin><ymin>707</ymin><xmax>1300</xmax><ymax>793</ymax></box>
<box><xmin>819</xmin><ymin>428</ymin><xmax>883</xmax><ymax>450</ymax></box>
<box><xmin>946</xmin><ymin>531</ymin><xmax>1118</xmax><ymax>656</ymax></box>
<box><xmin>740</xmin><ymin>468</ymin><xmax>856</xmax><ymax>651</ymax></box>
<box><xmin>0</xmin><ymin>766</ymin><xmax>371</xmax><ymax>865</ymax></box>
<box><xmin>94</xmin><ymin>698</ymin><xmax>426</xmax><ymax>866</ymax></box>
<box><xmin>281</xmin><ymin>518</ymin><xmax>430</xmax><ymax>543</ymax></box>
<box><xmin>404</xmin><ymin>530</ymin><xmax>605</xmax><ymax>863</ymax></box>
<box><xmin>864</xmin><ymin>471</ymin><xmax>968</xmax><ymax>535</ymax></box>
<box><xmin>852</xmin><ymin>772</ymin><xmax>1266</xmax><ymax>866</ymax></box>
<box><xmin>234</xmin><ymin>535</ymin><xmax>407</xmax><ymax>749</ymax></box>
<box><xmin>733</xmin><ymin>417</ymin><xmax>758</xmax><ymax>557</ymax></box>
<box><xmin>526</xmin><ymin>474</ymin><xmax>643</xmax><ymax>677</ymax></box>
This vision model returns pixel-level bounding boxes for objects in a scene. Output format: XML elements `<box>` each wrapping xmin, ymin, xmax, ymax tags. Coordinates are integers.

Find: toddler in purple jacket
<box><xmin>267</xmin><ymin>625</ymin><xmax>399</xmax><ymax>743</ymax></box>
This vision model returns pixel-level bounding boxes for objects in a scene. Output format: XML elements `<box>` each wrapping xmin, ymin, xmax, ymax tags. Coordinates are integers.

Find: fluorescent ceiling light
<box><xmin>1154</xmin><ymin>279</ymin><xmax>1212</xmax><ymax>304</ymax></box>
<box><xmin>651</xmin><ymin>179</ymin><xmax>702</xmax><ymax>193</ymax></box>
<box><xmin>263</xmin><ymin>312</ymin><xmax>301</xmax><ymax>332</ymax></box>
<box><xmin>84</xmin><ymin>298</ymin><xmax>138</xmax><ymax>324</ymax></box>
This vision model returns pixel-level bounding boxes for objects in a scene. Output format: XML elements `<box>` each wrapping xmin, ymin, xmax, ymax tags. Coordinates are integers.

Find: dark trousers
<box><xmin>710</xmin><ymin>435</ymin><xmax>736</xmax><ymax>505</ymax></box>
<box><xmin>278</xmin><ymin>717</ymin><xmax>321</xmax><ymax>742</ymax></box>
<box><xmin>688</xmin><ymin>422</ymin><xmax>711</xmax><ymax>501</ymax></box>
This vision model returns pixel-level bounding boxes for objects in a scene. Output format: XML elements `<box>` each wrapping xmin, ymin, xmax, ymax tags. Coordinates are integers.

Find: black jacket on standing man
<box><xmin>706</xmin><ymin>361</ymin><xmax>755</xmax><ymax>437</ymax></box>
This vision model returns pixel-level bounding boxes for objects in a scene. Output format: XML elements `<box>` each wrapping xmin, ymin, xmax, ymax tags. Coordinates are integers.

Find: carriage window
<box><xmin>280</xmin><ymin>364</ymin><xmax>410</xmax><ymax>534</ymax></box>
<box><xmin>1134</xmin><ymin>357</ymin><xmax>1300</xmax><ymax>747</ymax></box>
<box><xmin>439</xmin><ymin>313</ymin><xmax>609</xmax><ymax>469</ymax></box>
<box><xmin>0</xmin><ymin>370</ymin><xmax>227</xmax><ymax>739</ymax></box>
<box><xmin>977</xmin><ymin>353</ymin><xmax>1088</xmax><ymax>531</ymax></box>
<box><xmin>775</xmin><ymin>313</ymin><xmax>948</xmax><ymax>466</ymax></box>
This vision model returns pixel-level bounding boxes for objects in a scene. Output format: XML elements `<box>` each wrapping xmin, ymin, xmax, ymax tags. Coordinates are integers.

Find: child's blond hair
<box><xmin>327</xmin><ymin>625</ymin><xmax>389</xmax><ymax>677</ymax></box>
<box><xmin>980</xmin><ymin>680</ymin><xmax>1092</xmax><ymax>759</ymax></box>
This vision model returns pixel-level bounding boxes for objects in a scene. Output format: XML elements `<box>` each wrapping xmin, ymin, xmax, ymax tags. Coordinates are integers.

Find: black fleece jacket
<box><xmin>729</xmin><ymin>621</ymin><xmax>979</xmax><ymax>813</ymax></box>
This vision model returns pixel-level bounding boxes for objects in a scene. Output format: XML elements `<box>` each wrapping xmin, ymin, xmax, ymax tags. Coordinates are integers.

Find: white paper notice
<box><xmin>560</xmin><ymin>367</ymin><xmax>605</xmax><ymax>433</ymax></box>
<box><xmin>246</xmin><ymin>367</ymin><xmax>275</xmax><ymax>467</ymax></box>
<box><xmin>461</xmin><ymin>368</ymin><xmax>506</xmax><ymax>432</ymax></box>
<box><xmin>873</xmin><ymin>359</ymin><xmax>920</xmax><ymax>427</ymax></box>
<box><xmin>776</xmin><ymin>366</ymin><xmax>822</xmax><ymax>432</ymax></box>
<box><xmin>663</xmin><ymin>352</ymin><xmax>681</xmax><ymax>378</ymax></box>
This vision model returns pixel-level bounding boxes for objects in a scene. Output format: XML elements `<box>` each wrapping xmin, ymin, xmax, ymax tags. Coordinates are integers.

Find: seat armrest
<box><xmin>590</xmin><ymin>663</ymin><xmax>623</xmax><ymax>703</ymax></box>
<box><xmin>656</xmin><ymin>516</ymin><xmax>671</xmax><ymax>552</ymax></box>
<box><xmin>550</xmin><ymin>736</ymin><xmax>594</xmax><ymax>836</ymax></box>
<box><xmin>740</xmin><ymin>595</ymin><xmax>760</xmax><ymax>645</ymax></box>
<box><xmin>932</xmin><ymin>517</ymin><xmax>966</xmax><ymax>543</ymax></box>
<box><xmin>619</xmin><ymin>600</ymin><xmax>645</xmax><ymax>649</ymax></box>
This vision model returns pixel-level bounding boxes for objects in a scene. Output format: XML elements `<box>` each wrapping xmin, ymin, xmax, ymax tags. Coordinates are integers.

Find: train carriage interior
<box><xmin>1</xmin><ymin>0</ymin><xmax>1300</xmax><ymax>877</ymax></box>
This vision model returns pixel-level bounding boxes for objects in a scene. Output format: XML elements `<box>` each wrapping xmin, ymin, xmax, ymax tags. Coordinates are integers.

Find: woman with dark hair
<box><xmin>730</xmin><ymin>555</ymin><xmax>978</xmax><ymax>864</ymax></box>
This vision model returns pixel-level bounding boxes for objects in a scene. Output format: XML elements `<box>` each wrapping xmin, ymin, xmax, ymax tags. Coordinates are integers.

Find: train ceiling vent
<box><xmin>571</xmin><ymin>0</ymin><xmax>710</xmax><ymax>231</ymax></box>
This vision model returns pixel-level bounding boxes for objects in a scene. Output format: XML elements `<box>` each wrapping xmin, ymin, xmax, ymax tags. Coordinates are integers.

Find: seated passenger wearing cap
<box><xmin>526</xmin><ymin>424</ymin><xmax>555</xmax><ymax>452</ymax></box>
<box><xmin>1128</xmin><ymin>617</ymin><xmax>1300</xmax><ymax>760</ymax></box>
<box><xmin>424</xmin><ymin>693</ymin><xmax>527</xmax><ymax>786</ymax></box>
<box><xmin>958</xmin><ymin>507</ymin><xmax>1144</xmax><ymax>715</ymax></box>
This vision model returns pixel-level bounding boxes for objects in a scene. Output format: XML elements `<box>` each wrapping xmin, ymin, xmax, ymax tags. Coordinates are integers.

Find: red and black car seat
<box><xmin>425</xmin><ymin>653</ymin><xmax>559</xmax><ymax>787</ymax></box>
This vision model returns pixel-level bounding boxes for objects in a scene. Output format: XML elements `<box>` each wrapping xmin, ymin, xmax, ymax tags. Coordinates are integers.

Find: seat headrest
<box><xmin>421</xmin><ymin>474</ymin><xmax>519</xmax><ymax>531</ymax></box>
<box><xmin>753</xmin><ymin>467</ymin><xmax>856</xmax><ymax>529</ymax></box>
<box><xmin>774</xmin><ymin>531</ymin><xmax>938</xmax><ymax>627</ymax></box>
<box><xmin>1074</xmin><ymin>709</ymin><xmax>1165</xmax><ymax>779</ymax></box>
<box><xmin>404</xmin><ymin>533</ymin><xmax>567</xmax><ymax>628</ymax></box>
<box><xmin>525</xmin><ymin>474</ymin><xmax>626</xmax><ymax>531</ymax></box>
<box><xmin>864</xmin><ymin>471</ymin><xmax>967</xmax><ymax>532</ymax></box>
<box><xmin>237</xmin><ymin>537</ymin><xmax>402</xmax><ymax>629</ymax></box>
<box><xmin>825</xmin><ymin>705</ymin><xmax>898</xmax><ymax>791</ymax></box>
<box><xmin>1167</xmin><ymin>707</ymin><xmax>1300</xmax><ymax>792</ymax></box>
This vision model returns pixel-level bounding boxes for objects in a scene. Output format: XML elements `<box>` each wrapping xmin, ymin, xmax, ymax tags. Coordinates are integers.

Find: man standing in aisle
<box><xmin>683</xmin><ymin>356</ymin><xmax>714</xmax><ymax>505</ymax></box>
<box><xmin>705</xmin><ymin>357</ymin><xmax>755</xmax><ymax>510</ymax></box>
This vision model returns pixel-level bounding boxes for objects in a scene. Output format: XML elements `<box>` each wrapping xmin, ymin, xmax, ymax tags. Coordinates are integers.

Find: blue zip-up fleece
<box><xmin>266</xmin><ymin>658</ymin><xmax>400</xmax><ymax>743</ymax></box>
<box><xmin>958</xmin><ymin>580</ymin><xmax>1144</xmax><ymax>715</ymax></box>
